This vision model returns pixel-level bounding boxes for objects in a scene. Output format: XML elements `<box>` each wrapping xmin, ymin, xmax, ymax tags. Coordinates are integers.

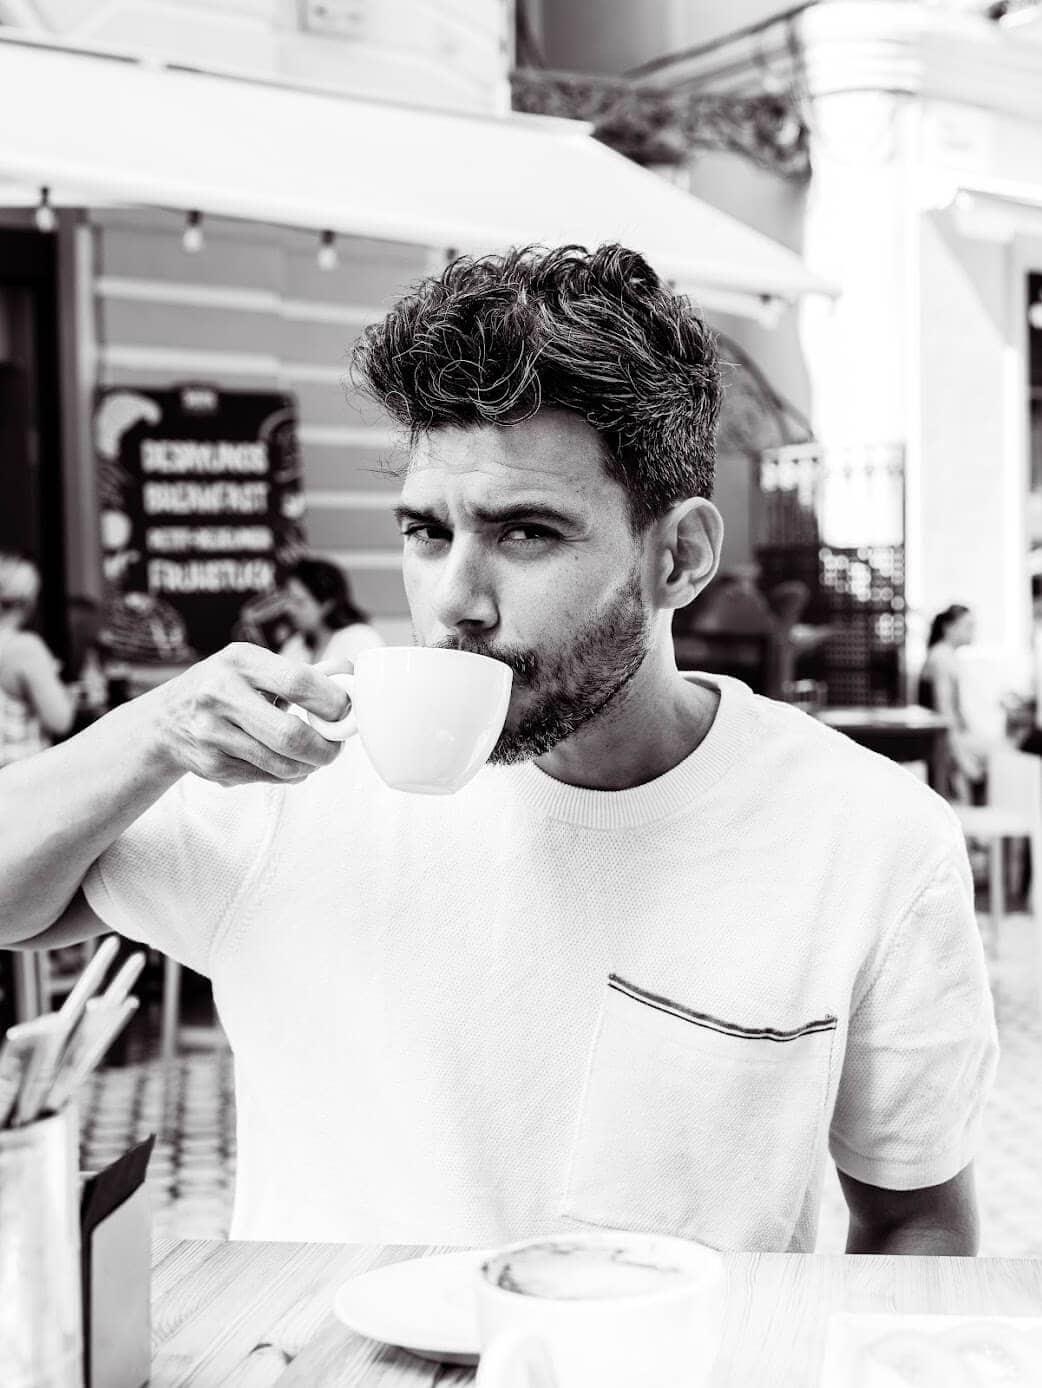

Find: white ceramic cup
<box><xmin>307</xmin><ymin>646</ymin><xmax>513</xmax><ymax>795</ymax></box>
<box><xmin>474</xmin><ymin>1231</ymin><xmax>725</xmax><ymax>1388</ymax></box>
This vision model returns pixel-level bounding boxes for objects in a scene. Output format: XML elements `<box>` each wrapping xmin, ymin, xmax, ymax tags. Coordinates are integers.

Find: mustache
<box><xmin>432</xmin><ymin>637</ymin><xmax>538</xmax><ymax>682</ymax></box>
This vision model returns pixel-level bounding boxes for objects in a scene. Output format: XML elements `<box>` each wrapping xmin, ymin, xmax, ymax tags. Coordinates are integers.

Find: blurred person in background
<box><xmin>279</xmin><ymin>556</ymin><xmax>384</xmax><ymax>666</ymax></box>
<box><xmin>64</xmin><ymin>596</ymin><xmax>111</xmax><ymax>734</ymax></box>
<box><xmin>0</xmin><ymin>551</ymin><xmax>73</xmax><ymax>766</ymax></box>
<box><xmin>918</xmin><ymin>604</ymin><xmax>985</xmax><ymax>801</ymax></box>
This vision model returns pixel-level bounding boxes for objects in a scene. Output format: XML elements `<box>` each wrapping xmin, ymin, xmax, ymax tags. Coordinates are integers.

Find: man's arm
<box><xmin>0</xmin><ymin>643</ymin><xmax>348</xmax><ymax>946</ymax></box>
<box><xmin>838</xmin><ymin>1163</ymin><xmax>979</xmax><ymax>1255</ymax></box>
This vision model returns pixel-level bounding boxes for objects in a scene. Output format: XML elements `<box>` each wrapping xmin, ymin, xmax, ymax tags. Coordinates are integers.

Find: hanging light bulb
<box><xmin>182</xmin><ymin>210</ymin><xmax>204</xmax><ymax>254</ymax></box>
<box><xmin>317</xmin><ymin>229</ymin><xmax>338</xmax><ymax>271</ymax></box>
<box><xmin>990</xmin><ymin>0</ymin><xmax>1042</xmax><ymax>26</ymax></box>
<box><xmin>34</xmin><ymin>187</ymin><xmax>56</xmax><ymax>234</ymax></box>
<box><xmin>1029</xmin><ymin>297</ymin><xmax>1042</xmax><ymax>331</ymax></box>
<box><xmin>775</xmin><ymin>111</ymin><xmax>803</xmax><ymax>149</ymax></box>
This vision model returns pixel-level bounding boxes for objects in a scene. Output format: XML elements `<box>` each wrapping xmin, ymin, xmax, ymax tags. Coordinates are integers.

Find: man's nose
<box><xmin>432</xmin><ymin>539</ymin><xmax>498</xmax><ymax>635</ymax></box>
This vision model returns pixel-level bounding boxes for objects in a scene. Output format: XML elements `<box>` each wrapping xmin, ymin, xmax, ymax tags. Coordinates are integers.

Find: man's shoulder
<box><xmin>740</xmin><ymin>687</ymin><xmax>961</xmax><ymax>849</ymax></box>
<box><xmin>109</xmin><ymin>766</ymin><xmax>286</xmax><ymax>855</ymax></box>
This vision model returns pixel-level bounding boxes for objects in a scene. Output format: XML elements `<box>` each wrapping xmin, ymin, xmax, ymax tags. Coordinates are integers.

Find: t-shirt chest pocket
<box><xmin>560</xmin><ymin>974</ymin><xmax>837</xmax><ymax>1251</ymax></box>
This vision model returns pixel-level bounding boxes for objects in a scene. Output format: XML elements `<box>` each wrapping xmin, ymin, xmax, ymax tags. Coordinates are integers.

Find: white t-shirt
<box><xmin>280</xmin><ymin>623</ymin><xmax>384</xmax><ymax>667</ymax></box>
<box><xmin>83</xmin><ymin>675</ymin><xmax>997</xmax><ymax>1250</ymax></box>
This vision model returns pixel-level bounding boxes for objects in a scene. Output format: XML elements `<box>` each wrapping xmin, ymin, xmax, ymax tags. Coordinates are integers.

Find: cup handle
<box><xmin>307</xmin><ymin>672</ymin><xmax>358</xmax><ymax>741</ymax></box>
<box><xmin>476</xmin><ymin>1328</ymin><xmax>558</xmax><ymax>1388</ymax></box>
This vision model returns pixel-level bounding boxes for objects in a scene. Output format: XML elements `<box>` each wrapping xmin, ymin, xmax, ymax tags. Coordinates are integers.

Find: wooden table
<box><xmin>816</xmin><ymin>705</ymin><xmax>951</xmax><ymax>791</ymax></box>
<box><xmin>149</xmin><ymin>1239</ymin><xmax>1042</xmax><ymax>1385</ymax></box>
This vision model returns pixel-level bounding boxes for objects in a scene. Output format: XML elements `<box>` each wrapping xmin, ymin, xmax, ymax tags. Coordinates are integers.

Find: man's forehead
<box><xmin>403</xmin><ymin>412</ymin><xmax>608</xmax><ymax>492</ymax></box>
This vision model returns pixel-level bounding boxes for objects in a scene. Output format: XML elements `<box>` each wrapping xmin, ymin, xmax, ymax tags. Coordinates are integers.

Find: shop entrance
<box><xmin>0</xmin><ymin>225</ymin><xmax>65</xmax><ymax>654</ymax></box>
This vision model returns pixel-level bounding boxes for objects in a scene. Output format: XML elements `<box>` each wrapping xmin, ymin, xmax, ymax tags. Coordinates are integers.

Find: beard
<box><xmin>429</xmin><ymin>563</ymin><xmax>651</xmax><ymax>765</ymax></box>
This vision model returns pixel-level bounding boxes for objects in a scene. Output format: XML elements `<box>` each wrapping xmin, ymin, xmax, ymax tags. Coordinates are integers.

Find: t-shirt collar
<box><xmin>490</xmin><ymin>674</ymin><xmax>755</xmax><ymax>829</ymax></box>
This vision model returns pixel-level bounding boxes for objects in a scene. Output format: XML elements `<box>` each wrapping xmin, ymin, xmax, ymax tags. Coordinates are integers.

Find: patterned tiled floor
<box><xmin>79</xmin><ymin>909</ymin><xmax>1042</xmax><ymax>1250</ymax></box>
<box><xmin>79</xmin><ymin>1025</ymin><xmax>237</xmax><ymax>1241</ymax></box>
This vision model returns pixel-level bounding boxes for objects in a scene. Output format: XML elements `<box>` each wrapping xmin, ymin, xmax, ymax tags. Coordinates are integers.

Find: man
<box><xmin>0</xmin><ymin>245</ymin><xmax>996</xmax><ymax>1253</ymax></box>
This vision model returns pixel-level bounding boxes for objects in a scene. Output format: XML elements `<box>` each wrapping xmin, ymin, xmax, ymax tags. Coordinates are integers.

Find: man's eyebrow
<box><xmin>468</xmin><ymin>502</ymin><xmax>583</xmax><ymax>528</ymax></box>
<box><xmin>393</xmin><ymin>501</ymin><xmax>583</xmax><ymax>528</ymax></box>
<box><xmin>394</xmin><ymin>504</ymin><xmax>442</xmax><ymax>527</ymax></box>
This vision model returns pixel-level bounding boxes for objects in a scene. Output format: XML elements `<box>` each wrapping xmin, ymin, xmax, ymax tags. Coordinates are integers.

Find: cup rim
<box><xmin>478</xmin><ymin>1231</ymin><xmax>724</xmax><ymax>1307</ymax></box>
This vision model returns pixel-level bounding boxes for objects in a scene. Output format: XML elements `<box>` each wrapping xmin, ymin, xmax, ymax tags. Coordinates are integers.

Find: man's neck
<box><xmin>533</xmin><ymin>660</ymin><xmax>721</xmax><ymax>792</ymax></box>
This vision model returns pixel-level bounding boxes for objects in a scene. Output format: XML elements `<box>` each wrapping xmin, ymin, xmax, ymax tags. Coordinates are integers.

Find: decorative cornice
<box><xmin>509</xmin><ymin>68</ymin><xmax>810</xmax><ymax>179</ymax></box>
<box><xmin>799</xmin><ymin>4</ymin><xmax>1042</xmax><ymax>136</ymax></box>
<box><xmin>629</xmin><ymin>3</ymin><xmax>1042</xmax><ymax>131</ymax></box>
<box><xmin>512</xmin><ymin>6</ymin><xmax>1042</xmax><ymax>190</ymax></box>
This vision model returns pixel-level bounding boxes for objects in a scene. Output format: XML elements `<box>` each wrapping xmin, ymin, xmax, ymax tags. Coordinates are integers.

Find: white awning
<box><xmin>0</xmin><ymin>34</ymin><xmax>836</xmax><ymax>320</ymax></box>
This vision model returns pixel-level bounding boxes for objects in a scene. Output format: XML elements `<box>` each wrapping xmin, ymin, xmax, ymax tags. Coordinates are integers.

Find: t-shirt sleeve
<box><xmin>829</xmin><ymin>845</ymin><xmax>999</xmax><ymax>1190</ymax></box>
<box><xmin>82</xmin><ymin>774</ymin><xmax>281</xmax><ymax>976</ymax></box>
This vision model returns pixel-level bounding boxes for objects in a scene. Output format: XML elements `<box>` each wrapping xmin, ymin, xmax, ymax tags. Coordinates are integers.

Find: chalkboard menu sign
<box><xmin>93</xmin><ymin>385</ymin><xmax>307</xmax><ymax>660</ymax></box>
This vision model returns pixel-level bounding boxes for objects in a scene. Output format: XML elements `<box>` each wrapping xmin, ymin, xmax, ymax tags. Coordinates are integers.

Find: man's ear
<box><xmin>650</xmin><ymin>499</ymin><xmax>724</xmax><ymax>612</ymax></box>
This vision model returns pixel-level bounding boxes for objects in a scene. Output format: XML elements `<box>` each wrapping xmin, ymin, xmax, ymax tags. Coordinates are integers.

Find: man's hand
<box><xmin>146</xmin><ymin>642</ymin><xmax>350</xmax><ymax>787</ymax></box>
<box><xmin>839</xmin><ymin>1163</ymin><xmax>979</xmax><ymax>1255</ymax></box>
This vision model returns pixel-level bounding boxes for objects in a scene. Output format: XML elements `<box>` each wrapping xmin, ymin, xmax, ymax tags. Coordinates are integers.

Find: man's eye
<box><xmin>502</xmin><ymin>526</ymin><xmax>557</xmax><ymax>545</ymax></box>
<box><xmin>402</xmin><ymin>525</ymin><xmax>449</xmax><ymax>546</ymax></box>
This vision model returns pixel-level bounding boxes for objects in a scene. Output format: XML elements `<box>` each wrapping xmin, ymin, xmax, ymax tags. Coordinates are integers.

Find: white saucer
<box><xmin>333</xmin><ymin>1249</ymin><xmax>490</xmax><ymax>1365</ymax></box>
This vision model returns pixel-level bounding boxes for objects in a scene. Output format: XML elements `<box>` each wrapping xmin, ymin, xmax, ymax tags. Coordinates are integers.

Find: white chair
<box><xmin>953</xmin><ymin>746</ymin><xmax>1042</xmax><ymax>983</ymax></box>
<box><xmin>159</xmin><ymin>956</ymin><xmax>182</xmax><ymax>1137</ymax></box>
<box><xmin>12</xmin><ymin>941</ymin><xmax>182</xmax><ymax>1073</ymax></box>
<box><xmin>13</xmin><ymin>943</ymin><xmax>96</xmax><ymax>1023</ymax></box>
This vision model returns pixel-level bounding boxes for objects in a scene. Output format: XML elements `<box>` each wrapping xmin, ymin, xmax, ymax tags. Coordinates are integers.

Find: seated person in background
<box><xmin>0</xmin><ymin>246</ymin><xmax>996</xmax><ymax>1256</ymax></box>
<box><xmin>65</xmin><ymin>595</ymin><xmax>111</xmax><ymax>734</ymax></box>
<box><xmin>279</xmin><ymin>556</ymin><xmax>384</xmax><ymax>666</ymax></box>
<box><xmin>918</xmin><ymin>604</ymin><xmax>986</xmax><ymax>802</ymax></box>
<box><xmin>0</xmin><ymin>551</ymin><xmax>73</xmax><ymax>766</ymax></box>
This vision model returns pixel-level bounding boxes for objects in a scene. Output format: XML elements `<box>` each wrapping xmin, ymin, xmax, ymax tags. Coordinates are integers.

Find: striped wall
<box><xmin>91</xmin><ymin>207</ymin><xmax>432</xmax><ymax>638</ymax></box>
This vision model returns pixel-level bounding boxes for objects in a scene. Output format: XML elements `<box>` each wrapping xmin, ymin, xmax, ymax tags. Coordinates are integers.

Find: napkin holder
<box><xmin>80</xmin><ymin>1134</ymin><xmax>154</xmax><ymax>1388</ymax></box>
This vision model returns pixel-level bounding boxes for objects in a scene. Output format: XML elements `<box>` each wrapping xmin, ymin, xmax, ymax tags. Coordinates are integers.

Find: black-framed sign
<box><xmin>93</xmin><ymin>385</ymin><xmax>307</xmax><ymax>660</ymax></box>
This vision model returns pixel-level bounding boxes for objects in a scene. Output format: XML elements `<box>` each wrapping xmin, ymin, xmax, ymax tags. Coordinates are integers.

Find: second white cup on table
<box><xmin>308</xmin><ymin>646</ymin><xmax>513</xmax><ymax>795</ymax></box>
<box><xmin>474</xmin><ymin>1230</ymin><xmax>725</xmax><ymax>1388</ymax></box>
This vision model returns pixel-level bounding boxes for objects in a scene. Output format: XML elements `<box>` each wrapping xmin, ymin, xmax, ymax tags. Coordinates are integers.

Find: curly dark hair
<box><xmin>351</xmin><ymin>244</ymin><xmax>721</xmax><ymax>531</ymax></box>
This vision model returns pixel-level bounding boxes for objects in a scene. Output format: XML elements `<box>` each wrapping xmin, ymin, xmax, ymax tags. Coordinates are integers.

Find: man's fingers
<box><xmin>211</xmin><ymin>724</ymin><xmax>319</xmax><ymax>782</ymax></box>
<box><xmin>210</xmin><ymin>757</ymin><xmax>288</xmax><ymax>788</ymax></box>
<box><xmin>225</xmin><ymin>643</ymin><xmax>349</xmax><ymax>721</ymax></box>
<box><xmin>234</xmin><ymin>690</ymin><xmax>342</xmax><ymax>769</ymax></box>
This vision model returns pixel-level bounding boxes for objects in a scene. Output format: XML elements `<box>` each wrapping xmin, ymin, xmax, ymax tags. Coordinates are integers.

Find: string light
<box><xmin>317</xmin><ymin>229</ymin><xmax>338</xmax><ymax>271</ymax></box>
<box><xmin>34</xmin><ymin>187</ymin><xmax>56</xmax><ymax>234</ymax></box>
<box><xmin>182</xmin><ymin>210</ymin><xmax>204</xmax><ymax>254</ymax></box>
